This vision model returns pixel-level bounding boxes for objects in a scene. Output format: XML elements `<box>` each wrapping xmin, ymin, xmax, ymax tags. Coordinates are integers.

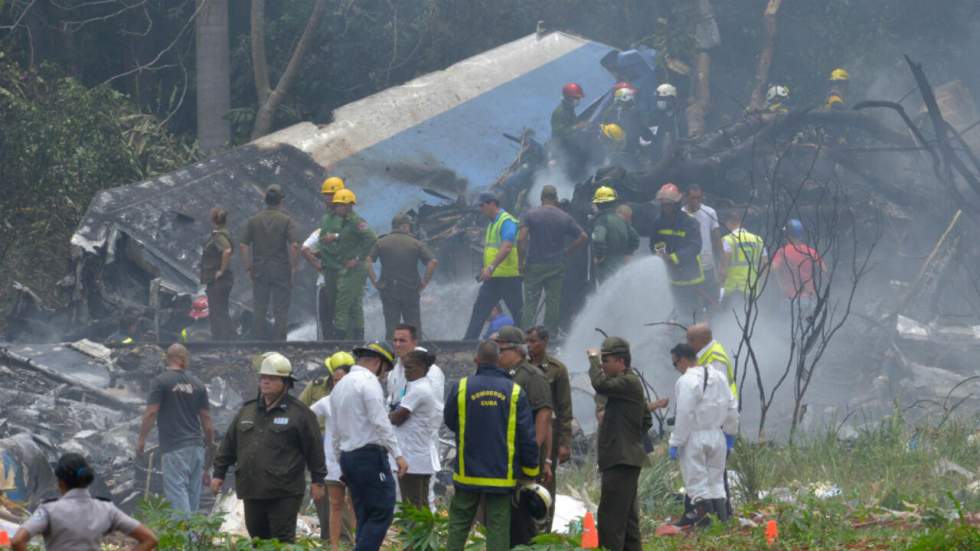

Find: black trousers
<box><xmin>398</xmin><ymin>473</ymin><xmax>431</xmax><ymax>510</ymax></box>
<box><xmin>252</xmin><ymin>271</ymin><xmax>291</xmax><ymax>341</ymax></box>
<box><xmin>380</xmin><ymin>286</ymin><xmax>422</xmax><ymax>339</ymax></box>
<box><xmin>206</xmin><ymin>272</ymin><xmax>235</xmax><ymax>340</ymax></box>
<box><xmin>598</xmin><ymin>465</ymin><xmax>642</xmax><ymax>551</ymax></box>
<box><xmin>243</xmin><ymin>495</ymin><xmax>303</xmax><ymax>543</ymax></box>
<box><xmin>340</xmin><ymin>445</ymin><xmax>396</xmax><ymax>551</ymax></box>
<box><xmin>463</xmin><ymin>276</ymin><xmax>523</xmax><ymax>339</ymax></box>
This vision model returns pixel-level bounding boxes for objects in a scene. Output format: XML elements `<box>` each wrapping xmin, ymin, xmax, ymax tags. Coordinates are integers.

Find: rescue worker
<box><xmin>651</xmin><ymin>183</ymin><xmax>705</xmax><ymax>322</ymax></box>
<box><xmin>11</xmin><ymin>453</ymin><xmax>158</xmax><ymax>551</ymax></box>
<box><xmin>445</xmin><ymin>340</ymin><xmax>540</xmax><ymax>551</ymax></box>
<box><xmin>211</xmin><ymin>352</ymin><xmax>327</xmax><ymax>543</ymax></box>
<box><xmin>518</xmin><ymin>184</ymin><xmax>588</xmax><ymax>333</ymax></box>
<box><xmin>329</xmin><ymin>341</ymin><xmax>408</xmax><ymax>551</ymax></box>
<box><xmin>599</xmin><ymin>123</ymin><xmax>628</xmax><ymax>167</ymax></box>
<box><xmin>667</xmin><ymin>343</ymin><xmax>739</xmax><ymax>527</ymax></box>
<box><xmin>771</xmin><ymin>218</ymin><xmax>825</xmax><ymax>306</ymax></box>
<box><xmin>309</xmin><ymin>361</ymin><xmax>355</xmax><ymax>550</ymax></box>
<box><xmin>764</xmin><ymin>84</ymin><xmax>791</xmax><ymax>113</ymax></box>
<box><xmin>240</xmin><ymin>185</ymin><xmax>301</xmax><ymax>341</ymax></box>
<box><xmin>386</xmin><ymin>323</ymin><xmax>445</xmax><ymax>411</ymax></box>
<box><xmin>388</xmin><ymin>348</ymin><xmax>442</xmax><ymax>509</ymax></box>
<box><xmin>367</xmin><ymin>213</ymin><xmax>439</xmax><ymax>338</ymax></box>
<box><xmin>587</xmin><ymin>337</ymin><xmax>652</xmax><ymax>551</ymax></box>
<box><xmin>201</xmin><ymin>206</ymin><xmax>235</xmax><ymax>340</ymax></box>
<box><xmin>493</xmin><ymin>326</ymin><xmax>554</xmax><ymax>545</ymax></box>
<box><xmin>299</xmin><ymin>350</ymin><xmax>355</xmax><ymax>545</ymax></box>
<box><xmin>180</xmin><ymin>296</ymin><xmax>212</xmax><ymax>343</ymax></box>
<box><xmin>314</xmin><ymin>176</ymin><xmax>347</xmax><ymax>339</ymax></box>
<box><xmin>826</xmin><ymin>67</ymin><xmax>849</xmax><ymax>109</ymax></box>
<box><xmin>550</xmin><ymin>82</ymin><xmax>586</xmax><ymax>173</ymax></box>
<box><xmin>719</xmin><ymin>210</ymin><xmax>768</xmax><ymax>307</ymax></box>
<box><xmin>526</xmin><ymin>326</ymin><xmax>573</xmax><ymax>526</ymax></box>
<box><xmin>602</xmin><ymin>85</ymin><xmax>653</xmax><ymax>159</ymax></box>
<box><xmin>651</xmin><ymin>83</ymin><xmax>683</xmax><ymax>158</ymax></box>
<box><xmin>463</xmin><ymin>193</ymin><xmax>523</xmax><ymax>340</ymax></box>
<box><xmin>331</xmin><ymin>189</ymin><xmax>377</xmax><ymax>340</ymax></box>
<box><xmin>682</xmin><ymin>185</ymin><xmax>722</xmax><ymax>310</ymax></box>
<box><xmin>590</xmin><ymin>186</ymin><xmax>639</xmax><ymax>284</ymax></box>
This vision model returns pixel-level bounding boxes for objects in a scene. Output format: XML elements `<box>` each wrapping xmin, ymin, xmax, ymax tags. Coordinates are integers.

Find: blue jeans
<box><xmin>340</xmin><ymin>445</ymin><xmax>395</xmax><ymax>551</ymax></box>
<box><xmin>162</xmin><ymin>445</ymin><xmax>205</xmax><ymax>514</ymax></box>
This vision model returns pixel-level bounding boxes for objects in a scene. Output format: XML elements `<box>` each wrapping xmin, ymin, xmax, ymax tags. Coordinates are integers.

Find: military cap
<box><xmin>266</xmin><ymin>184</ymin><xmax>283</xmax><ymax>195</ymax></box>
<box><xmin>478</xmin><ymin>192</ymin><xmax>499</xmax><ymax>205</ymax></box>
<box><xmin>600</xmin><ymin>336</ymin><xmax>631</xmax><ymax>355</ymax></box>
<box><xmin>493</xmin><ymin>325</ymin><xmax>525</xmax><ymax>348</ymax></box>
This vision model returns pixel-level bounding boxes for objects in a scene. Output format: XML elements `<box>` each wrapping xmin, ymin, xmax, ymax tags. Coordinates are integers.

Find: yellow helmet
<box><xmin>592</xmin><ymin>185</ymin><xmax>618</xmax><ymax>204</ymax></box>
<box><xmin>601</xmin><ymin>123</ymin><xmax>625</xmax><ymax>143</ymax></box>
<box><xmin>829</xmin><ymin>68</ymin><xmax>849</xmax><ymax>81</ymax></box>
<box><xmin>321</xmin><ymin>176</ymin><xmax>345</xmax><ymax>195</ymax></box>
<box><xmin>332</xmin><ymin>188</ymin><xmax>357</xmax><ymax>204</ymax></box>
<box><xmin>826</xmin><ymin>94</ymin><xmax>845</xmax><ymax>108</ymax></box>
<box><xmin>324</xmin><ymin>351</ymin><xmax>355</xmax><ymax>373</ymax></box>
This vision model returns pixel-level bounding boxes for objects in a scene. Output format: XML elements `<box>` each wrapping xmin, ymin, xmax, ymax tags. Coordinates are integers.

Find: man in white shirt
<box><xmin>300</xmin><ymin>229</ymin><xmax>334</xmax><ymax>339</ymax></box>
<box><xmin>388</xmin><ymin>349</ymin><xmax>442</xmax><ymax>509</ymax></box>
<box><xmin>329</xmin><ymin>341</ymin><xmax>407</xmax><ymax>551</ymax></box>
<box><xmin>387</xmin><ymin>323</ymin><xmax>445</xmax><ymax>505</ymax></box>
<box><xmin>682</xmin><ymin>184</ymin><xmax>722</xmax><ymax>307</ymax></box>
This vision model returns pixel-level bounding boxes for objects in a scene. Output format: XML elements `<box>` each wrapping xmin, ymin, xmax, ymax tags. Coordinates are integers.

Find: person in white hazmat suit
<box><xmin>667</xmin><ymin>343</ymin><xmax>739</xmax><ymax>527</ymax></box>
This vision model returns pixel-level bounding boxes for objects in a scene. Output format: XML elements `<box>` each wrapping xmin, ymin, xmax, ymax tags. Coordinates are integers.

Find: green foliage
<box><xmin>512</xmin><ymin>531</ymin><xmax>593</xmax><ymax>550</ymax></box>
<box><xmin>393</xmin><ymin>503</ymin><xmax>452</xmax><ymax>551</ymax></box>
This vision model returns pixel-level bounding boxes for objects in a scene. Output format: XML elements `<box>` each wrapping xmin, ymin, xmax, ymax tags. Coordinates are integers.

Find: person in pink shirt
<box><xmin>771</xmin><ymin>219</ymin><xmax>825</xmax><ymax>301</ymax></box>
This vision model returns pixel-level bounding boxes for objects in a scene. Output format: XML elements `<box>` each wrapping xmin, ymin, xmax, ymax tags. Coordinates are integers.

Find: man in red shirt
<box><xmin>771</xmin><ymin>219</ymin><xmax>825</xmax><ymax>300</ymax></box>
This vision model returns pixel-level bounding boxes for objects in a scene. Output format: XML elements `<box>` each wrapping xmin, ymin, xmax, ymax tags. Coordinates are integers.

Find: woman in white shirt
<box><xmin>388</xmin><ymin>349</ymin><xmax>443</xmax><ymax>509</ymax></box>
<box><xmin>310</xmin><ymin>363</ymin><xmax>354</xmax><ymax>551</ymax></box>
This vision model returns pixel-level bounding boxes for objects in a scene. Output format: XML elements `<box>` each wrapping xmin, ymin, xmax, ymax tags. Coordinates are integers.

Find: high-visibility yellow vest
<box><xmin>698</xmin><ymin>340</ymin><xmax>737</xmax><ymax>398</ymax></box>
<box><xmin>484</xmin><ymin>211</ymin><xmax>520</xmax><ymax>277</ymax></box>
<box><xmin>723</xmin><ymin>228</ymin><xmax>765</xmax><ymax>293</ymax></box>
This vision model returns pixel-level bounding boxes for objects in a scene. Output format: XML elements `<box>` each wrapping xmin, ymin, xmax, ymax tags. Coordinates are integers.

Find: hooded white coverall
<box><xmin>668</xmin><ymin>365</ymin><xmax>739</xmax><ymax>503</ymax></box>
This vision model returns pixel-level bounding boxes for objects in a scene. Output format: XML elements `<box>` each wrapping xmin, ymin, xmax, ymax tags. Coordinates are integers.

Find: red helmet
<box><xmin>656</xmin><ymin>183</ymin><xmax>683</xmax><ymax>203</ymax></box>
<box><xmin>562</xmin><ymin>82</ymin><xmax>584</xmax><ymax>99</ymax></box>
<box><xmin>189</xmin><ymin>296</ymin><xmax>209</xmax><ymax>320</ymax></box>
<box><xmin>613</xmin><ymin>81</ymin><xmax>638</xmax><ymax>92</ymax></box>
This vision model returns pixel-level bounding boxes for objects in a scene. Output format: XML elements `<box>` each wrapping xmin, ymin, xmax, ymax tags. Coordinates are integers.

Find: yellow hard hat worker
<box><xmin>320</xmin><ymin>176</ymin><xmax>345</xmax><ymax>195</ymax></box>
<box><xmin>592</xmin><ymin>185</ymin><xmax>618</xmax><ymax>204</ymax></box>
<box><xmin>601</xmin><ymin>123</ymin><xmax>625</xmax><ymax>143</ymax></box>
<box><xmin>826</xmin><ymin>94</ymin><xmax>845</xmax><ymax>108</ymax></box>
<box><xmin>830</xmin><ymin>68</ymin><xmax>849</xmax><ymax>82</ymax></box>
<box><xmin>332</xmin><ymin>188</ymin><xmax>357</xmax><ymax>204</ymax></box>
<box><xmin>324</xmin><ymin>351</ymin><xmax>355</xmax><ymax>373</ymax></box>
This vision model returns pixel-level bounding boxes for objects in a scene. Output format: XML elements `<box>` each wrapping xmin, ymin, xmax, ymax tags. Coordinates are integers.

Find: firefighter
<box><xmin>331</xmin><ymin>189</ymin><xmax>377</xmax><ymax>340</ymax></box>
<box><xmin>765</xmin><ymin>85</ymin><xmax>791</xmax><ymax>113</ymax></box>
<box><xmin>444</xmin><ymin>340</ymin><xmax>540</xmax><ymax>551</ymax></box>
<box><xmin>590</xmin><ymin>186</ymin><xmax>639</xmax><ymax>284</ymax></box>
<box><xmin>651</xmin><ymin>183</ymin><xmax>705</xmax><ymax>322</ymax></box>
<box><xmin>180</xmin><ymin>296</ymin><xmax>212</xmax><ymax>343</ymax></box>
<box><xmin>550</xmin><ymin>82</ymin><xmax>586</xmax><ymax>174</ymax></box>
<box><xmin>826</xmin><ymin>67</ymin><xmax>849</xmax><ymax>109</ymax></box>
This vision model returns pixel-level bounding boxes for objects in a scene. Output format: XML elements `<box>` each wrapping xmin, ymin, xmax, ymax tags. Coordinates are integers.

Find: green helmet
<box><xmin>492</xmin><ymin>325</ymin><xmax>525</xmax><ymax>349</ymax></box>
<box><xmin>600</xmin><ymin>336</ymin><xmax>630</xmax><ymax>356</ymax></box>
<box><xmin>257</xmin><ymin>352</ymin><xmax>294</xmax><ymax>379</ymax></box>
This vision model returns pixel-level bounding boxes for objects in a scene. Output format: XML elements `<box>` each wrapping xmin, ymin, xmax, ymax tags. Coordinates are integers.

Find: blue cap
<box><xmin>478</xmin><ymin>192</ymin><xmax>499</xmax><ymax>205</ymax></box>
<box><xmin>786</xmin><ymin>219</ymin><xmax>804</xmax><ymax>239</ymax></box>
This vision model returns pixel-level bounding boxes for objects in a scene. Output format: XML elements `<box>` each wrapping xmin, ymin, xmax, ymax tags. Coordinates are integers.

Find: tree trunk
<box><xmin>250</xmin><ymin>0</ymin><xmax>330</xmax><ymax>139</ymax></box>
<box><xmin>195</xmin><ymin>0</ymin><xmax>231</xmax><ymax>153</ymax></box>
<box><xmin>748</xmin><ymin>0</ymin><xmax>783</xmax><ymax>111</ymax></box>
<box><xmin>686</xmin><ymin>51</ymin><xmax>711</xmax><ymax>137</ymax></box>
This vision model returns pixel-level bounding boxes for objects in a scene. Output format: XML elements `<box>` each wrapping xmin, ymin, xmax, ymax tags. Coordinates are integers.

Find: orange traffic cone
<box><xmin>0</xmin><ymin>530</ymin><xmax>10</xmax><ymax>547</ymax></box>
<box><xmin>581</xmin><ymin>511</ymin><xmax>599</xmax><ymax>549</ymax></box>
<box><xmin>765</xmin><ymin>519</ymin><xmax>778</xmax><ymax>546</ymax></box>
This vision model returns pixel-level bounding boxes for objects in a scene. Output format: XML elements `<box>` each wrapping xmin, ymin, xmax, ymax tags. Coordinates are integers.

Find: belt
<box><xmin>342</xmin><ymin>443</ymin><xmax>387</xmax><ymax>455</ymax></box>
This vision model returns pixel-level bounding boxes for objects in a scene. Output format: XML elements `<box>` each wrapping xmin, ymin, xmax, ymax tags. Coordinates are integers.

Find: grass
<box><xmin>74</xmin><ymin>412</ymin><xmax>978</xmax><ymax>550</ymax></box>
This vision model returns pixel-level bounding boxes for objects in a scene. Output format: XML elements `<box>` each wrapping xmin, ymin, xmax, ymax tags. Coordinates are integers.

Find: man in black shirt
<box><xmin>136</xmin><ymin>343</ymin><xmax>214</xmax><ymax>514</ymax></box>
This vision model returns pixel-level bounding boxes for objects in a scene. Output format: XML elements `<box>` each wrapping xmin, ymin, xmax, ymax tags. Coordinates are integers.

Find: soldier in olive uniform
<box><xmin>526</xmin><ymin>326</ymin><xmax>573</xmax><ymax>524</ymax></box>
<box><xmin>201</xmin><ymin>207</ymin><xmax>235</xmax><ymax>340</ymax></box>
<box><xmin>366</xmin><ymin>213</ymin><xmax>439</xmax><ymax>338</ymax></box>
<box><xmin>492</xmin><ymin>326</ymin><xmax>554</xmax><ymax>545</ymax></box>
<box><xmin>588</xmin><ymin>337</ymin><xmax>652</xmax><ymax>551</ymax></box>
<box><xmin>590</xmin><ymin>186</ymin><xmax>639</xmax><ymax>285</ymax></box>
<box><xmin>240</xmin><ymin>185</ymin><xmax>301</xmax><ymax>341</ymax></box>
<box><xmin>329</xmin><ymin>189</ymin><xmax>376</xmax><ymax>340</ymax></box>
<box><xmin>211</xmin><ymin>353</ymin><xmax>327</xmax><ymax>543</ymax></box>
<box><xmin>315</xmin><ymin>177</ymin><xmax>347</xmax><ymax>339</ymax></box>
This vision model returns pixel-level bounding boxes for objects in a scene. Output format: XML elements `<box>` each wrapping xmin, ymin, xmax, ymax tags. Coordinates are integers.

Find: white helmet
<box><xmin>514</xmin><ymin>482</ymin><xmax>553</xmax><ymax>528</ymax></box>
<box><xmin>766</xmin><ymin>85</ymin><xmax>790</xmax><ymax>103</ymax></box>
<box><xmin>614</xmin><ymin>87</ymin><xmax>636</xmax><ymax>103</ymax></box>
<box><xmin>656</xmin><ymin>83</ymin><xmax>678</xmax><ymax>98</ymax></box>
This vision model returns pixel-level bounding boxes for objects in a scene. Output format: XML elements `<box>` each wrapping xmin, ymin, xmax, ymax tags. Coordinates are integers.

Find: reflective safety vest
<box><xmin>723</xmin><ymin>228</ymin><xmax>765</xmax><ymax>293</ymax></box>
<box><xmin>698</xmin><ymin>340</ymin><xmax>737</xmax><ymax>398</ymax></box>
<box><xmin>655</xmin><ymin>226</ymin><xmax>705</xmax><ymax>286</ymax></box>
<box><xmin>451</xmin><ymin>373</ymin><xmax>539</xmax><ymax>490</ymax></box>
<box><xmin>483</xmin><ymin>211</ymin><xmax>520</xmax><ymax>277</ymax></box>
